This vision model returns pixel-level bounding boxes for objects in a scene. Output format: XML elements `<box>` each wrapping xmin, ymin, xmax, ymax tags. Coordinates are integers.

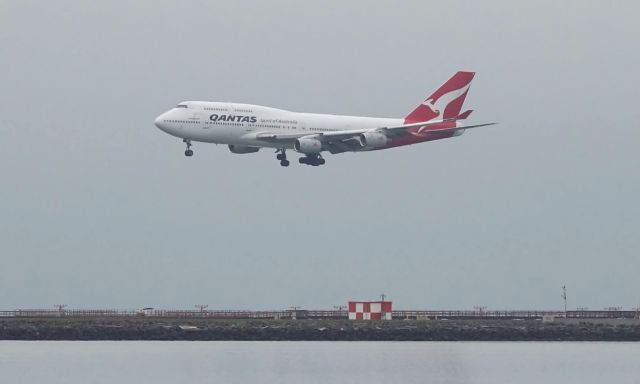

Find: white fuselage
<box><xmin>154</xmin><ymin>101</ymin><xmax>402</xmax><ymax>150</ymax></box>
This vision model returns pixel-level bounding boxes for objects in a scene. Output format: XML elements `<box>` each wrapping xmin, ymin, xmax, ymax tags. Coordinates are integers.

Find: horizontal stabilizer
<box><xmin>424</xmin><ymin>122</ymin><xmax>496</xmax><ymax>133</ymax></box>
<box><xmin>458</xmin><ymin>110</ymin><xmax>473</xmax><ymax>119</ymax></box>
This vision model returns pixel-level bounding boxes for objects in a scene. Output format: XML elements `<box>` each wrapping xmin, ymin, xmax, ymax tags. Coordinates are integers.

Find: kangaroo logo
<box><xmin>414</xmin><ymin>82</ymin><xmax>471</xmax><ymax>135</ymax></box>
<box><xmin>420</xmin><ymin>82</ymin><xmax>471</xmax><ymax>119</ymax></box>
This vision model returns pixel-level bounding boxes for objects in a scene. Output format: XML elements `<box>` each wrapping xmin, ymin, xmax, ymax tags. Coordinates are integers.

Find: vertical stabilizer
<box><xmin>404</xmin><ymin>71</ymin><xmax>475</xmax><ymax>124</ymax></box>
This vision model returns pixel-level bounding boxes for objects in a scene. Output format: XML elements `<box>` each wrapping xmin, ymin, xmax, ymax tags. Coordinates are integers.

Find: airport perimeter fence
<box><xmin>1</xmin><ymin>309</ymin><xmax>639</xmax><ymax>320</ymax></box>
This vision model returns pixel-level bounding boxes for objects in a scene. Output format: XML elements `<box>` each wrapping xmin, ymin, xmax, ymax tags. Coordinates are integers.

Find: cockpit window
<box><xmin>176</xmin><ymin>104</ymin><xmax>188</xmax><ymax>108</ymax></box>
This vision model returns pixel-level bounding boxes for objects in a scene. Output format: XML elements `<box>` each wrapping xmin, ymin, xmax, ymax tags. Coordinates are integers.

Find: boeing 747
<box><xmin>154</xmin><ymin>71</ymin><xmax>494</xmax><ymax>167</ymax></box>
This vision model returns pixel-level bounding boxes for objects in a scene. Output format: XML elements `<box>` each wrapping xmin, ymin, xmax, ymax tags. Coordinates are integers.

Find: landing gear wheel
<box><xmin>276</xmin><ymin>149</ymin><xmax>288</xmax><ymax>166</ymax></box>
<box><xmin>183</xmin><ymin>139</ymin><xmax>193</xmax><ymax>157</ymax></box>
<box><xmin>299</xmin><ymin>154</ymin><xmax>325</xmax><ymax>166</ymax></box>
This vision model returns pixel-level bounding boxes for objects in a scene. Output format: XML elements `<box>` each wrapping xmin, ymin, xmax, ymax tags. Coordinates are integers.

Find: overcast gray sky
<box><xmin>1</xmin><ymin>0</ymin><xmax>638</xmax><ymax>311</ymax></box>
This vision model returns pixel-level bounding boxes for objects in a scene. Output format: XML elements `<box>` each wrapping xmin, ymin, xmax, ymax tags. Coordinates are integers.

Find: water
<box><xmin>0</xmin><ymin>341</ymin><xmax>638</xmax><ymax>384</ymax></box>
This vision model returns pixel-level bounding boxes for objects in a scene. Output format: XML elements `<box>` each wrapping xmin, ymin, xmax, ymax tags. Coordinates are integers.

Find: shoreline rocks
<box><xmin>1</xmin><ymin>318</ymin><xmax>639</xmax><ymax>341</ymax></box>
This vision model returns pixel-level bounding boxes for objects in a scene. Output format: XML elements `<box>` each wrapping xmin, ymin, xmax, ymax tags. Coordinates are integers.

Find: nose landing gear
<box><xmin>183</xmin><ymin>139</ymin><xmax>193</xmax><ymax>157</ymax></box>
<box><xmin>276</xmin><ymin>149</ymin><xmax>289</xmax><ymax>167</ymax></box>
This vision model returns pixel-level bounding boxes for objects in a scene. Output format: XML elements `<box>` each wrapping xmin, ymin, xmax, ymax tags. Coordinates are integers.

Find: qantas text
<box><xmin>209</xmin><ymin>114</ymin><xmax>257</xmax><ymax>123</ymax></box>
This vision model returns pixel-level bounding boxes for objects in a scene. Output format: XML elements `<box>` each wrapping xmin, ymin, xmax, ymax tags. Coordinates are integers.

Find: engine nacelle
<box><xmin>228</xmin><ymin>144</ymin><xmax>260</xmax><ymax>154</ymax></box>
<box><xmin>359</xmin><ymin>131</ymin><xmax>390</xmax><ymax>149</ymax></box>
<box><xmin>294</xmin><ymin>137</ymin><xmax>323</xmax><ymax>154</ymax></box>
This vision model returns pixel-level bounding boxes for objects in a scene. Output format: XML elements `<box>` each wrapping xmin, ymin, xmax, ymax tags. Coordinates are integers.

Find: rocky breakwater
<box><xmin>1</xmin><ymin>318</ymin><xmax>640</xmax><ymax>341</ymax></box>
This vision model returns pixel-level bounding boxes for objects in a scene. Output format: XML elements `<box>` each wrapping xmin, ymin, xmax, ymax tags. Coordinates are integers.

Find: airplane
<box><xmin>153</xmin><ymin>71</ymin><xmax>495</xmax><ymax>167</ymax></box>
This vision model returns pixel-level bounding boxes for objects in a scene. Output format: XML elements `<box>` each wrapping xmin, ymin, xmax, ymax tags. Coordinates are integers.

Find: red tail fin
<box><xmin>404</xmin><ymin>71</ymin><xmax>475</xmax><ymax>124</ymax></box>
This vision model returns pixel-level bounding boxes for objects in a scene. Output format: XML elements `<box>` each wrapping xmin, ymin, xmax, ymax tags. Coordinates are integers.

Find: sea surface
<box><xmin>0</xmin><ymin>341</ymin><xmax>638</xmax><ymax>384</ymax></box>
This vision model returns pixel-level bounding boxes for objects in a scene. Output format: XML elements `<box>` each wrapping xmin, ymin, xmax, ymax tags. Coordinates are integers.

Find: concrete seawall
<box><xmin>2</xmin><ymin>318</ymin><xmax>640</xmax><ymax>341</ymax></box>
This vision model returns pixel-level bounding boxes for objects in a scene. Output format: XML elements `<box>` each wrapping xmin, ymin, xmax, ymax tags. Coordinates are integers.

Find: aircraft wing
<box><xmin>255</xmin><ymin>119</ymin><xmax>496</xmax><ymax>153</ymax></box>
<box><xmin>255</xmin><ymin>118</ymin><xmax>452</xmax><ymax>142</ymax></box>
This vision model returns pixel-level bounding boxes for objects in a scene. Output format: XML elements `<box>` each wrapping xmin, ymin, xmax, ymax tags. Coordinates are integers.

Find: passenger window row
<box><xmin>166</xmin><ymin>120</ymin><xmax>199</xmax><ymax>124</ymax></box>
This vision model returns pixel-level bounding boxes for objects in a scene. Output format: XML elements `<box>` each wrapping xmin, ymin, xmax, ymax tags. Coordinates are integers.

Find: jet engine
<box><xmin>228</xmin><ymin>144</ymin><xmax>260</xmax><ymax>154</ymax></box>
<box><xmin>359</xmin><ymin>131</ymin><xmax>389</xmax><ymax>149</ymax></box>
<box><xmin>294</xmin><ymin>137</ymin><xmax>323</xmax><ymax>154</ymax></box>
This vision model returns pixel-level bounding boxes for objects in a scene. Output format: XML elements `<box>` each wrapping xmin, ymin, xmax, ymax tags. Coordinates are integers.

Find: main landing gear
<box><xmin>299</xmin><ymin>154</ymin><xmax>326</xmax><ymax>166</ymax></box>
<box><xmin>277</xmin><ymin>150</ymin><xmax>326</xmax><ymax>167</ymax></box>
<box><xmin>276</xmin><ymin>149</ymin><xmax>290</xmax><ymax>167</ymax></box>
<box><xmin>183</xmin><ymin>139</ymin><xmax>193</xmax><ymax>157</ymax></box>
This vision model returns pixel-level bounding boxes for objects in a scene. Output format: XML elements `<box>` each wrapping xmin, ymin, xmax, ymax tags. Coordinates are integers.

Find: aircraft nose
<box><xmin>154</xmin><ymin>115</ymin><xmax>162</xmax><ymax>128</ymax></box>
<box><xmin>154</xmin><ymin>113</ymin><xmax>167</xmax><ymax>131</ymax></box>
